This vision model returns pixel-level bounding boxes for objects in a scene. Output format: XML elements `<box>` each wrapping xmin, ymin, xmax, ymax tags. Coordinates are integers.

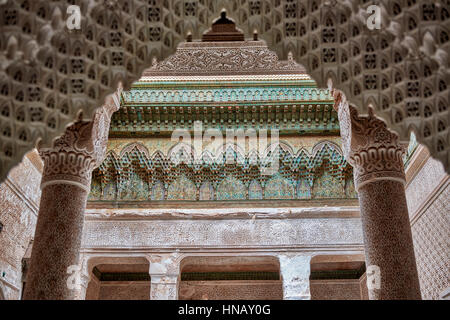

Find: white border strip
<box><xmin>41</xmin><ymin>180</ymin><xmax>90</xmax><ymax>193</ymax></box>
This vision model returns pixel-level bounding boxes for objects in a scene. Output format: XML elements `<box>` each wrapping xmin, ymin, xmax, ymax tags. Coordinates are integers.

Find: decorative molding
<box><xmin>145</xmin><ymin>41</ymin><xmax>307</xmax><ymax>76</ymax></box>
<box><xmin>122</xmin><ymin>86</ymin><xmax>331</xmax><ymax>105</ymax></box>
<box><xmin>181</xmin><ymin>271</ymin><xmax>280</xmax><ymax>281</ymax></box>
<box><xmin>39</xmin><ymin>121</ymin><xmax>98</xmax><ymax>191</ymax></box>
<box><xmin>115</xmin><ymin>79</ymin><xmax>336</xmax><ymax>135</ymax></box>
<box><xmin>84</xmin><ymin>205</ymin><xmax>361</xmax><ymax>221</ymax></box>
<box><xmin>80</xmin><ymin>247</ymin><xmax>366</xmax><ymax>256</ymax></box>
<box><xmin>138</xmin><ymin>74</ymin><xmax>312</xmax><ymax>82</ymax></box>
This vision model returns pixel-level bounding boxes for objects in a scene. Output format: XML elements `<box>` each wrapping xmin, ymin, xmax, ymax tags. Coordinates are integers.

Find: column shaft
<box><xmin>334</xmin><ymin>93</ymin><xmax>421</xmax><ymax>299</ymax></box>
<box><xmin>358</xmin><ymin>180</ymin><xmax>421</xmax><ymax>299</ymax></box>
<box><xmin>23</xmin><ymin>184</ymin><xmax>87</xmax><ymax>299</ymax></box>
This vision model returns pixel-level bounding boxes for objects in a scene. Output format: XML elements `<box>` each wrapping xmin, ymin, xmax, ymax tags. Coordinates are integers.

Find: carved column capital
<box><xmin>39</xmin><ymin>92</ymin><xmax>120</xmax><ymax>192</ymax></box>
<box><xmin>39</xmin><ymin>121</ymin><xmax>97</xmax><ymax>192</ymax></box>
<box><xmin>334</xmin><ymin>92</ymin><xmax>406</xmax><ymax>191</ymax></box>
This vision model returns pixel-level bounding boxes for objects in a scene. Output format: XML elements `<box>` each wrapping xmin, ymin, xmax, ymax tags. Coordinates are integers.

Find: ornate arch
<box><xmin>0</xmin><ymin>0</ymin><xmax>448</xmax><ymax>183</ymax></box>
<box><xmin>263</xmin><ymin>141</ymin><xmax>295</xmax><ymax>158</ymax></box>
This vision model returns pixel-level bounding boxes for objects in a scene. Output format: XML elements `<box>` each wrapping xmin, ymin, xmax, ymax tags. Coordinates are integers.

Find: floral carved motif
<box><xmin>334</xmin><ymin>91</ymin><xmax>406</xmax><ymax>190</ymax></box>
<box><xmin>39</xmin><ymin>92</ymin><xmax>120</xmax><ymax>191</ymax></box>
<box><xmin>144</xmin><ymin>42</ymin><xmax>306</xmax><ymax>76</ymax></box>
<box><xmin>40</xmin><ymin>121</ymin><xmax>97</xmax><ymax>191</ymax></box>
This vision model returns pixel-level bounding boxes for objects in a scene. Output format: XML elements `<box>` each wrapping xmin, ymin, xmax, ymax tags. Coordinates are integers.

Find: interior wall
<box><xmin>309</xmin><ymin>255</ymin><xmax>368</xmax><ymax>300</ymax></box>
<box><xmin>85</xmin><ymin>277</ymin><xmax>100</xmax><ymax>300</ymax></box>
<box><xmin>179</xmin><ymin>256</ymin><xmax>283</xmax><ymax>300</ymax></box>
<box><xmin>310</xmin><ymin>279</ymin><xmax>362</xmax><ymax>300</ymax></box>
<box><xmin>0</xmin><ymin>284</ymin><xmax>5</xmax><ymax>300</ymax></box>
<box><xmin>405</xmin><ymin>147</ymin><xmax>450</xmax><ymax>299</ymax></box>
<box><xmin>97</xmin><ymin>282</ymin><xmax>150</xmax><ymax>300</ymax></box>
<box><xmin>179</xmin><ymin>280</ymin><xmax>283</xmax><ymax>300</ymax></box>
<box><xmin>0</xmin><ymin>150</ymin><xmax>42</xmax><ymax>300</ymax></box>
<box><xmin>85</xmin><ymin>260</ymin><xmax>151</xmax><ymax>300</ymax></box>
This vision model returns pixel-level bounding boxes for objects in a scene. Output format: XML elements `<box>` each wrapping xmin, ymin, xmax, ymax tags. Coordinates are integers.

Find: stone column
<box><xmin>23</xmin><ymin>94</ymin><xmax>120</xmax><ymax>300</ymax></box>
<box><xmin>334</xmin><ymin>92</ymin><xmax>421</xmax><ymax>300</ymax></box>
<box><xmin>279</xmin><ymin>254</ymin><xmax>312</xmax><ymax>300</ymax></box>
<box><xmin>149</xmin><ymin>254</ymin><xmax>180</xmax><ymax>300</ymax></box>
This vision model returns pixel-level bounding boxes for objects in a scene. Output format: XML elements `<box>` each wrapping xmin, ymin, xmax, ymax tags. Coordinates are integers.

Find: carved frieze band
<box><xmin>144</xmin><ymin>41</ymin><xmax>307</xmax><ymax>76</ymax></box>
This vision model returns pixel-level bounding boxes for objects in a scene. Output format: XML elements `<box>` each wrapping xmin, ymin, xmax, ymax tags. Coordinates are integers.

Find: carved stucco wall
<box><xmin>0</xmin><ymin>150</ymin><xmax>41</xmax><ymax>300</ymax></box>
<box><xmin>81</xmin><ymin>215</ymin><xmax>364</xmax><ymax>249</ymax></box>
<box><xmin>0</xmin><ymin>0</ymin><xmax>449</xmax><ymax>184</ymax></box>
<box><xmin>96</xmin><ymin>282</ymin><xmax>150</xmax><ymax>300</ymax></box>
<box><xmin>0</xmin><ymin>142</ymin><xmax>446</xmax><ymax>300</ymax></box>
<box><xmin>90</xmin><ymin>136</ymin><xmax>357</xmax><ymax>202</ymax></box>
<box><xmin>0</xmin><ymin>146</ymin><xmax>446</xmax><ymax>300</ymax></box>
<box><xmin>179</xmin><ymin>280</ymin><xmax>283</xmax><ymax>300</ymax></box>
<box><xmin>310</xmin><ymin>279</ymin><xmax>364</xmax><ymax>300</ymax></box>
<box><xmin>80</xmin><ymin>206</ymin><xmax>364</xmax><ymax>300</ymax></box>
<box><xmin>405</xmin><ymin>146</ymin><xmax>450</xmax><ymax>300</ymax></box>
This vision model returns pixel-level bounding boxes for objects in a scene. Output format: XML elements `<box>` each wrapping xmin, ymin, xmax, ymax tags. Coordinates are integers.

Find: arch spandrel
<box><xmin>0</xmin><ymin>0</ymin><xmax>449</xmax><ymax>183</ymax></box>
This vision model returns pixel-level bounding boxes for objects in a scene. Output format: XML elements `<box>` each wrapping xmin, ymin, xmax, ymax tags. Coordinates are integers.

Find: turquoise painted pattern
<box><xmin>216</xmin><ymin>175</ymin><xmax>246</xmax><ymax>200</ymax></box>
<box><xmin>123</xmin><ymin>87</ymin><xmax>333</xmax><ymax>104</ymax></box>
<box><xmin>90</xmin><ymin>142</ymin><xmax>356</xmax><ymax>201</ymax></box>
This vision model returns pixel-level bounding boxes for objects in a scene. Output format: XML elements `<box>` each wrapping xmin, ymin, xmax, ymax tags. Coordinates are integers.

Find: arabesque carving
<box><xmin>40</xmin><ymin>89</ymin><xmax>121</xmax><ymax>191</ymax></box>
<box><xmin>334</xmin><ymin>90</ymin><xmax>406</xmax><ymax>190</ymax></box>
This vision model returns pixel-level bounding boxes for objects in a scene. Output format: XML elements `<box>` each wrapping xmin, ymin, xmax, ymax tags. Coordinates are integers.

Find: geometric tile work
<box><xmin>411</xmin><ymin>183</ymin><xmax>450</xmax><ymax>299</ymax></box>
